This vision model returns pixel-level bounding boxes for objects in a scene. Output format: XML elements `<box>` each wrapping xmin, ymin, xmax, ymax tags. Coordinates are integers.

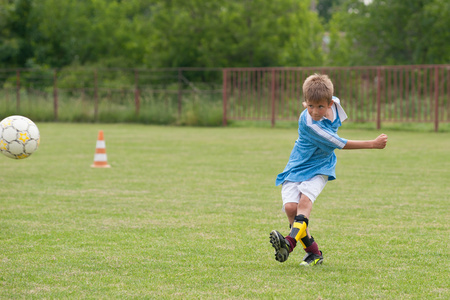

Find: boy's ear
<box><xmin>328</xmin><ymin>101</ymin><xmax>334</xmax><ymax>108</ymax></box>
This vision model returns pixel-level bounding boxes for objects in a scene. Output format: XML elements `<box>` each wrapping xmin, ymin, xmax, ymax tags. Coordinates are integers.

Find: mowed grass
<box><xmin>0</xmin><ymin>123</ymin><xmax>448</xmax><ymax>299</ymax></box>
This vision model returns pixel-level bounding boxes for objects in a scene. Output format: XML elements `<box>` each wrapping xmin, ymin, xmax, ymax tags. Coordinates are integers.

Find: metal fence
<box><xmin>0</xmin><ymin>68</ymin><xmax>222</xmax><ymax>123</ymax></box>
<box><xmin>1</xmin><ymin>65</ymin><xmax>449</xmax><ymax>130</ymax></box>
<box><xmin>223</xmin><ymin>65</ymin><xmax>450</xmax><ymax>131</ymax></box>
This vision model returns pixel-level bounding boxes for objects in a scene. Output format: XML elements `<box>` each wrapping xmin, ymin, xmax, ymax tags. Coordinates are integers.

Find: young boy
<box><xmin>270</xmin><ymin>74</ymin><xmax>387</xmax><ymax>266</ymax></box>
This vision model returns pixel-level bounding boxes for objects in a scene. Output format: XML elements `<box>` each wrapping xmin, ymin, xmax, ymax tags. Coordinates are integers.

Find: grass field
<box><xmin>1</xmin><ymin>123</ymin><xmax>449</xmax><ymax>299</ymax></box>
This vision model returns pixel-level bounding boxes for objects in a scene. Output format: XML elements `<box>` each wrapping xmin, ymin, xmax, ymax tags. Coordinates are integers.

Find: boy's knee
<box><xmin>284</xmin><ymin>202</ymin><xmax>297</xmax><ymax>214</ymax></box>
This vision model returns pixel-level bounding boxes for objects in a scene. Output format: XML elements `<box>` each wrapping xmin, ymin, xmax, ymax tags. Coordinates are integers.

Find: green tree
<box><xmin>315</xmin><ymin>0</ymin><xmax>345</xmax><ymax>23</ymax></box>
<box><xmin>31</xmin><ymin>0</ymin><xmax>152</xmax><ymax>68</ymax></box>
<box><xmin>420</xmin><ymin>0</ymin><xmax>450</xmax><ymax>64</ymax></box>
<box><xmin>145</xmin><ymin>0</ymin><xmax>324</xmax><ymax>68</ymax></box>
<box><xmin>328</xmin><ymin>0</ymin><xmax>450</xmax><ymax>65</ymax></box>
<box><xmin>1</xmin><ymin>0</ymin><xmax>325</xmax><ymax>69</ymax></box>
<box><xmin>0</xmin><ymin>0</ymin><xmax>34</xmax><ymax>67</ymax></box>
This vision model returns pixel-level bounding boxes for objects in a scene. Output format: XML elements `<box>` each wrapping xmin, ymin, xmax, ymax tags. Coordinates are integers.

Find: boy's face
<box><xmin>306</xmin><ymin>99</ymin><xmax>333</xmax><ymax>121</ymax></box>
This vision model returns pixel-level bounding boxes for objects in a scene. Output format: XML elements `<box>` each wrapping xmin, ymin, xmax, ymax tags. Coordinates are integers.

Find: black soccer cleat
<box><xmin>299</xmin><ymin>251</ymin><xmax>324</xmax><ymax>266</ymax></box>
<box><xmin>269</xmin><ymin>230</ymin><xmax>291</xmax><ymax>263</ymax></box>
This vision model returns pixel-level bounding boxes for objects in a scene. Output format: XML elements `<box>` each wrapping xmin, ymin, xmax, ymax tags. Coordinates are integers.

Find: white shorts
<box><xmin>281</xmin><ymin>175</ymin><xmax>328</xmax><ymax>212</ymax></box>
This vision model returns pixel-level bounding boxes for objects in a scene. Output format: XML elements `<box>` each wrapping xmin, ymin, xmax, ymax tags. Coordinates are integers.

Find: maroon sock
<box><xmin>285</xmin><ymin>236</ymin><xmax>296</xmax><ymax>253</ymax></box>
<box><xmin>304</xmin><ymin>241</ymin><xmax>321</xmax><ymax>256</ymax></box>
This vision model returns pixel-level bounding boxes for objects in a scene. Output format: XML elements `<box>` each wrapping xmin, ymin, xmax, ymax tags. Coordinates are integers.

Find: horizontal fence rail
<box><xmin>223</xmin><ymin>65</ymin><xmax>450</xmax><ymax>131</ymax></box>
<box><xmin>0</xmin><ymin>65</ymin><xmax>449</xmax><ymax>130</ymax></box>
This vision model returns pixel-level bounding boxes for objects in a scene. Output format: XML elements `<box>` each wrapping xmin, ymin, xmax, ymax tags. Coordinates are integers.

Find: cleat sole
<box><xmin>269</xmin><ymin>230</ymin><xmax>289</xmax><ymax>263</ymax></box>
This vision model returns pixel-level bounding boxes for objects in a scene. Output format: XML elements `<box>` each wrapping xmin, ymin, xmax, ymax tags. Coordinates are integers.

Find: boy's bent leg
<box><xmin>287</xmin><ymin>193</ymin><xmax>313</xmax><ymax>249</ymax></box>
<box><xmin>271</xmin><ymin>177</ymin><xmax>325</xmax><ymax>263</ymax></box>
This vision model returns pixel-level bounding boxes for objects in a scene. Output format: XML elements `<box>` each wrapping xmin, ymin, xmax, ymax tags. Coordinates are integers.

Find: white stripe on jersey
<box><xmin>306</xmin><ymin>113</ymin><xmax>346</xmax><ymax>149</ymax></box>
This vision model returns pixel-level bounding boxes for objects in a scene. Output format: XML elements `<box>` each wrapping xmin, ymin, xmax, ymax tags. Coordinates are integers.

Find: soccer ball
<box><xmin>0</xmin><ymin>115</ymin><xmax>40</xmax><ymax>159</ymax></box>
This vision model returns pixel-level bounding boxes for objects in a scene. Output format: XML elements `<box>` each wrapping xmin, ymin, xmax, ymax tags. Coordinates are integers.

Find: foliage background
<box><xmin>1</xmin><ymin>0</ymin><xmax>449</xmax><ymax>70</ymax></box>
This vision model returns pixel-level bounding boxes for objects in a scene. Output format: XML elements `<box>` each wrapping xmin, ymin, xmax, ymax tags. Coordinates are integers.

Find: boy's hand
<box><xmin>373</xmin><ymin>134</ymin><xmax>388</xmax><ymax>149</ymax></box>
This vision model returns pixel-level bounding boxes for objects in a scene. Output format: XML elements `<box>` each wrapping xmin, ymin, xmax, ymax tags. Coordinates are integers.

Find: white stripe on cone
<box><xmin>91</xmin><ymin>130</ymin><xmax>111</xmax><ymax>168</ymax></box>
<box><xmin>96</xmin><ymin>140</ymin><xmax>106</xmax><ymax>148</ymax></box>
<box><xmin>94</xmin><ymin>153</ymin><xmax>108</xmax><ymax>161</ymax></box>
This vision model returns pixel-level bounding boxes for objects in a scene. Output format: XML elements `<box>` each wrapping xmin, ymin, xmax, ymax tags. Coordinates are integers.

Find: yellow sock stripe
<box><xmin>292</xmin><ymin>221</ymin><xmax>308</xmax><ymax>247</ymax></box>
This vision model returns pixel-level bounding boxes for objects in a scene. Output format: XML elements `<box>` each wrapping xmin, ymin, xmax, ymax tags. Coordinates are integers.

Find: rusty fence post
<box><xmin>94</xmin><ymin>69</ymin><xmax>99</xmax><ymax>121</ymax></box>
<box><xmin>16</xmin><ymin>70</ymin><xmax>20</xmax><ymax>112</ymax></box>
<box><xmin>222</xmin><ymin>69</ymin><xmax>227</xmax><ymax>126</ymax></box>
<box><xmin>178</xmin><ymin>69</ymin><xmax>183</xmax><ymax>120</ymax></box>
<box><xmin>376</xmin><ymin>67</ymin><xmax>381</xmax><ymax>130</ymax></box>
<box><xmin>271</xmin><ymin>69</ymin><xmax>276</xmax><ymax>127</ymax></box>
<box><xmin>434</xmin><ymin>66</ymin><xmax>439</xmax><ymax>132</ymax></box>
<box><xmin>53</xmin><ymin>69</ymin><xmax>58</xmax><ymax>121</ymax></box>
<box><xmin>134</xmin><ymin>69</ymin><xmax>140</xmax><ymax>116</ymax></box>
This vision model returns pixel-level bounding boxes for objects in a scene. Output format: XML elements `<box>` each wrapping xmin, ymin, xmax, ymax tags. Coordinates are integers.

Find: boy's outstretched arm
<box><xmin>343</xmin><ymin>134</ymin><xmax>388</xmax><ymax>150</ymax></box>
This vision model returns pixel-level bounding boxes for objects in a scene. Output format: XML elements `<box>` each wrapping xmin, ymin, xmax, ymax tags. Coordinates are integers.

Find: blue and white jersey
<box><xmin>275</xmin><ymin>97</ymin><xmax>348</xmax><ymax>186</ymax></box>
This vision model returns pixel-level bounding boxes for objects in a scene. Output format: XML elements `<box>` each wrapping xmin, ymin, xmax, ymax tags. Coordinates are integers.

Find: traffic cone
<box><xmin>91</xmin><ymin>130</ymin><xmax>111</xmax><ymax>168</ymax></box>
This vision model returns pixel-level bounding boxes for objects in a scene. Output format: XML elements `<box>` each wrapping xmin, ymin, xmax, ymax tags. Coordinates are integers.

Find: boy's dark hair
<box><xmin>302</xmin><ymin>74</ymin><xmax>334</xmax><ymax>104</ymax></box>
